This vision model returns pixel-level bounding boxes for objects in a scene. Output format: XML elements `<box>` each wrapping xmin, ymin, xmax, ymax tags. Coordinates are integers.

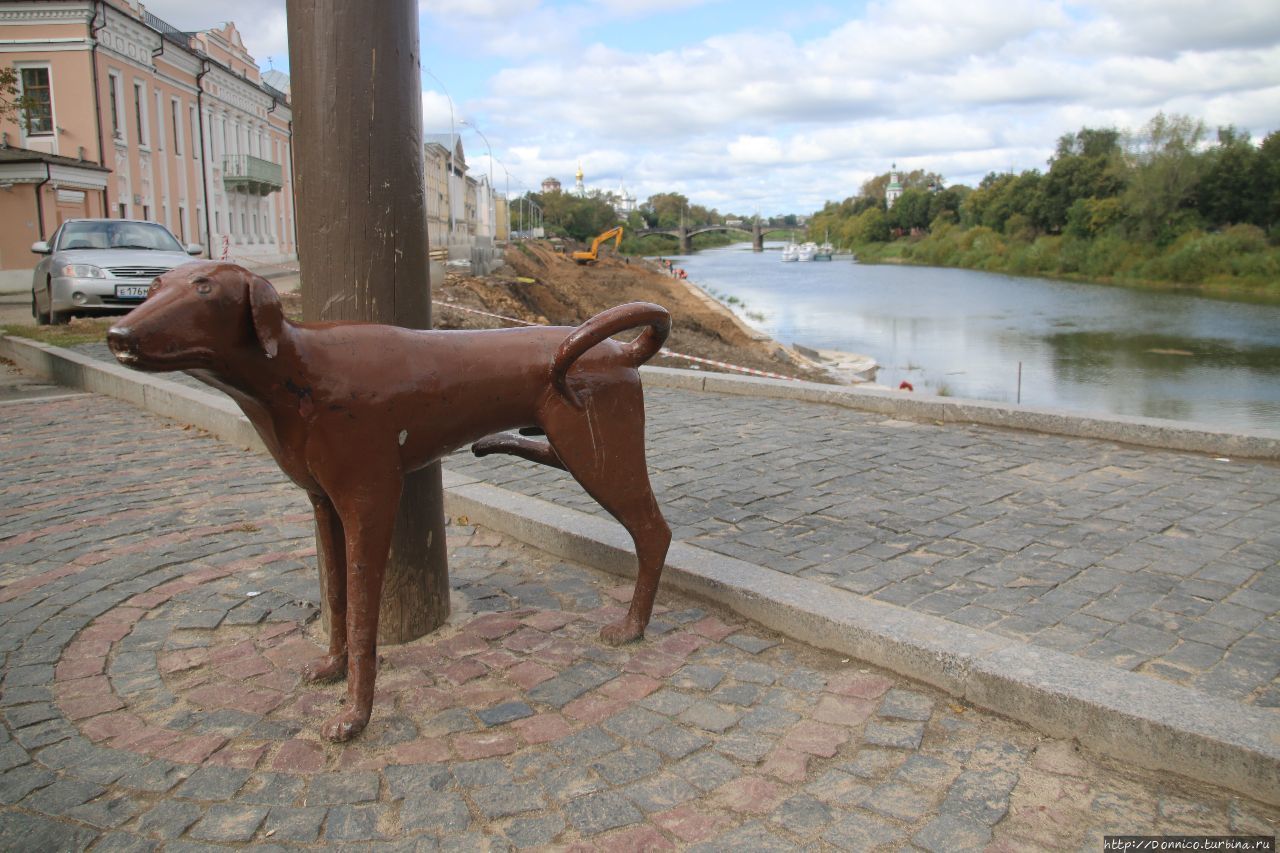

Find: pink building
<box><xmin>0</xmin><ymin>1</ymin><xmax>296</xmax><ymax>294</ymax></box>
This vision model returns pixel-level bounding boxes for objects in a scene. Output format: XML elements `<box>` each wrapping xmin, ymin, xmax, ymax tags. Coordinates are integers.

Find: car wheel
<box><xmin>49</xmin><ymin>309</ymin><xmax>69</xmax><ymax>325</ymax></box>
<box><xmin>33</xmin><ymin>288</ymin><xmax>50</xmax><ymax>325</ymax></box>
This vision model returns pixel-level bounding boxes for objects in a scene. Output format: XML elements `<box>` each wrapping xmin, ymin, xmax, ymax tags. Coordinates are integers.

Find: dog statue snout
<box><xmin>106</xmin><ymin>326</ymin><xmax>137</xmax><ymax>363</ymax></box>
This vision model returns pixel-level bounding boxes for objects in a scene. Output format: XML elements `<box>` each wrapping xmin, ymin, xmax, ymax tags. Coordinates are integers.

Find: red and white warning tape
<box><xmin>431</xmin><ymin>300</ymin><xmax>799</xmax><ymax>381</ymax></box>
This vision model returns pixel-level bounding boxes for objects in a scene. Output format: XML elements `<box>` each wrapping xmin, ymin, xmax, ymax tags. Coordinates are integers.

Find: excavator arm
<box><xmin>572</xmin><ymin>226</ymin><xmax>624</xmax><ymax>264</ymax></box>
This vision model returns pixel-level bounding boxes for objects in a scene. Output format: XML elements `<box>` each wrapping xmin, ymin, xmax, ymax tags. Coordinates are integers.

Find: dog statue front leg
<box><xmin>301</xmin><ymin>492</ymin><xmax>348</xmax><ymax>684</ymax></box>
<box><xmin>320</xmin><ymin>478</ymin><xmax>401</xmax><ymax>743</ymax></box>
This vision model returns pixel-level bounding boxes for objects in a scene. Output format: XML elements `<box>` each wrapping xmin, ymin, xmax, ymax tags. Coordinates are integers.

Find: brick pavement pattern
<box><xmin>2</xmin><ymin>392</ymin><xmax>1278</xmax><ymax>848</ymax></box>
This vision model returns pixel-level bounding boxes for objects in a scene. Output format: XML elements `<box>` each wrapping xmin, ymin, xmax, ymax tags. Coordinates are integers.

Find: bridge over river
<box><xmin>633</xmin><ymin>220</ymin><xmax>801</xmax><ymax>253</ymax></box>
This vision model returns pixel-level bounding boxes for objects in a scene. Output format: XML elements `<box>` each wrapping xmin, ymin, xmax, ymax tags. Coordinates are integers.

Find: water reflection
<box><xmin>668</xmin><ymin>244</ymin><xmax>1280</xmax><ymax>432</ymax></box>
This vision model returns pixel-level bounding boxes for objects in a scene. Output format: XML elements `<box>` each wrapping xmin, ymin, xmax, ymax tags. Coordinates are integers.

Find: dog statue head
<box><xmin>107</xmin><ymin>261</ymin><xmax>285</xmax><ymax>372</ymax></box>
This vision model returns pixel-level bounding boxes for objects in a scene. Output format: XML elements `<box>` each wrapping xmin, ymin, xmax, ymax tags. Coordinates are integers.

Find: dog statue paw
<box><xmin>321</xmin><ymin>705</ymin><xmax>371</xmax><ymax>742</ymax></box>
<box><xmin>301</xmin><ymin>654</ymin><xmax>347</xmax><ymax>684</ymax></box>
<box><xmin>599</xmin><ymin>617</ymin><xmax>646</xmax><ymax>646</ymax></box>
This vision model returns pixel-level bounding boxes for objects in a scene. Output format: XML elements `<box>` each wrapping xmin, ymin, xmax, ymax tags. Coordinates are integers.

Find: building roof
<box><xmin>0</xmin><ymin>145</ymin><xmax>111</xmax><ymax>172</ymax></box>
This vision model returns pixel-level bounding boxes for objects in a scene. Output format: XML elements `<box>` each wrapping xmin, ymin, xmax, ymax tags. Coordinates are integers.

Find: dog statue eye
<box><xmin>194</xmin><ymin>280</ymin><xmax>213</xmax><ymax>295</ymax></box>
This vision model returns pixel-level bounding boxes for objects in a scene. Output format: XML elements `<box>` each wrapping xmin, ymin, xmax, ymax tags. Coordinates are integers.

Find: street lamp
<box><xmin>423</xmin><ymin>68</ymin><xmax>456</xmax><ymax>239</ymax></box>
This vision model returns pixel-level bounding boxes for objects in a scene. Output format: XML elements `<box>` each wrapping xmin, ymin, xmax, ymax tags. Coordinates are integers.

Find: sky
<box><xmin>140</xmin><ymin>0</ymin><xmax>1280</xmax><ymax>217</ymax></box>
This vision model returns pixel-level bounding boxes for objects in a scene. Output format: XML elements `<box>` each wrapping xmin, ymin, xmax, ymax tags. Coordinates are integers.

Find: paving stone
<box><xmin>877</xmin><ymin>688</ymin><xmax>934</xmax><ymax>721</ymax></box>
<box><xmin>384</xmin><ymin>758</ymin><xmax>455</xmax><ymax>799</ymax></box>
<box><xmin>477</xmin><ymin>701</ymin><xmax>534</xmax><ymax>727</ymax></box>
<box><xmin>236</xmin><ymin>773</ymin><xmax>306</xmax><ymax>806</ymax></box>
<box><xmin>325</xmin><ymin>804</ymin><xmax>387</xmax><ymax>841</ymax></box>
<box><xmin>942</xmin><ymin>768</ymin><xmax>1020</xmax><ymax>824</ymax></box>
<box><xmin>307</xmin><ymin>771</ymin><xmax>380</xmax><ymax>804</ymax></box>
<box><xmin>563</xmin><ymin>789</ymin><xmax>642</xmax><ymax>836</ymax></box>
<box><xmin>643</xmin><ymin>723</ymin><xmax>709</xmax><ymax>759</ymax></box>
<box><xmin>187</xmin><ymin>803</ymin><xmax>268</xmax><ymax>842</ymax></box>
<box><xmin>451</xmin><ymin>758</ymin><xmax>513</xmax><ymax>789</ymax></box>
<box><xmin>552</xmin><ymin>727</ymin><xmax>619</xmax><ymax>761</ymax></box>
<box><xmin>913</xmin><ymin>813</ymin><xmax>993</xmax><ymax>851</ymax></box>
<box><xmin>590</xmin><ymin>745</ymin><xmax>662</xmax><ymax>785</ymax></box>
<box><xmin>136</xmin><ymin>800</ymin><xmax>203</xmax><ymax>839</ymax></box>
<box><xmin>261</xmin><ymin>806</ymin><xmax>326</xmax><ymax>843</ymax></box>
<box><xmin>0</xmin><ymin>810</ymin><xmax>96</xmax><ymax>852</ymax></box>
<box><xmin>672</xmin><ymin>664</ymin><xmax>725</xmax><ymax>691</ymax></box>
<box><xmin>471</xmin><ymin>782</ymin><xmax>545</xmax><ymax>818</ymax></box>
<box><xmin>822</xmin><ymin>809</ymin><xmax>904</xmax><ymax>851</ymax></box>
<box><xmin>863</xmin><ymin>720</ymin><xmax>925</xmax><ymax>750</ymax></box>
<box><xmin>174</xmin><ymin>766</ymin><xmax>252</xmax><ymax>801</ymax></box>
<box><xmin>117</xmin><ymin>761</ymin><xmax>191</xmax><ymax>794</ymax></box>
<box><xmin>501</xmin><ymin>813</ymin><xmax>566</xmax><ymax>848</ymax></box>
<box><xmin>65</xmin><ymin>793</ymin><xmax>142</xmax><ymax>829</ymax></box>
<box><xmin>769</xmin><ymin>793</ymin><xmax>834</xmax><ymax>835</ymax></box>
<box><xmin>0</xmin><ymin>764</ymin><xmax>55</xmax><ymax>804</ymax></box>
<box><xmin>401</xmin><ymin>792</ymin><xmax>472</xmax><ymax>834</ymax></box>
<box><xmin>678</xmin><ymin>701</ymin><xmax>743</xmax><ymax>733</ymax></box>
<box><xmin>22</xmin><ymin>778</ymin><xmax>105</xmax><ymax>814</ymax></box>
<box><xmin>673</xmin><ymin>750</ymin><xmax>741</xmax><ymax>792</ymax></box>
<box><xmin>861</xmin><ymin>781</ymin><xmax>935</xmax><ymax>821</ymax></box>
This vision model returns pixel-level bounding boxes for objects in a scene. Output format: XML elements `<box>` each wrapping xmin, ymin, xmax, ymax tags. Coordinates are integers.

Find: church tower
<box><xmin>886</xmin><ymin>163</ymin><xmax>903</xmax><ymax>209</ymax></box>
<box><xmin>575</xmin><ymin>161</ymin><xmax>585</xmax><ymax>197</ymax></box>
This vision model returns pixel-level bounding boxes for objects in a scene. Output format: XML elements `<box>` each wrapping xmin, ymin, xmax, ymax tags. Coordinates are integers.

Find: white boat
<box><xmin>781</xmin><ymin>242</ymin><xmax>799</xmax><ymax>262</ymax></box>
<box><xmin>813</xmin><ymin>241</ymin><xmax>834</xmax><ymax>261</ymax></box>
<box><xmin>797</xmin><ymin>241</ymin><xmax>817</xmax><ymax>262</ymax></box>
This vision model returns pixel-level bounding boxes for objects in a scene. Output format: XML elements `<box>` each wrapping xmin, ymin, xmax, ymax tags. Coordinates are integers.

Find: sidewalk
<box><xmin>2</xmin><ymin>392</ymin><xmax>1276</xmax><ymax>849</ymax></box>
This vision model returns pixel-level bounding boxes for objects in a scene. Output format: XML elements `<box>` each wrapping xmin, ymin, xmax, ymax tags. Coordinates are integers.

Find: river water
<box><xmin>663</xmin><ymin>242</ymin><xmax>1280</xmax><ymax>433</ymax></box>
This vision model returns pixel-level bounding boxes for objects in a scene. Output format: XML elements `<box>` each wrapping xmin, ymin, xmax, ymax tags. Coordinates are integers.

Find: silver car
<box><xmin>31</xmin><ymin>219</ymin><xmax>204</xmax><ymax>324</ymax></box>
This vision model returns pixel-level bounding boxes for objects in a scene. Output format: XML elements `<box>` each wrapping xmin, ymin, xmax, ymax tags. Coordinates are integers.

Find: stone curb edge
<box><xmin>640</xmin><ymin>366</ymin><xmax>1280</xmax><ymax>460</ymax></box>
<box><xmin>3</xmin><ymin>333</ymin><xmax>1278</xmax><ymax>806</ymax></box>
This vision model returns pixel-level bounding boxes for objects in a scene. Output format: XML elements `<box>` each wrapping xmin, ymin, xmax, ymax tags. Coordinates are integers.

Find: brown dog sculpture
<box><xmin>106</xmin><ymin>261</ymin><xmax>672</xmax><ymax>741</ymax></box>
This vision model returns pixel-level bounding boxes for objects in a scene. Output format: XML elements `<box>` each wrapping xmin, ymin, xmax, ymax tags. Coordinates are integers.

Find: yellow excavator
<box><xmin>572</xmin><ymin>226</ymin><xmax>624</xmax><ymax>265</ymax></box>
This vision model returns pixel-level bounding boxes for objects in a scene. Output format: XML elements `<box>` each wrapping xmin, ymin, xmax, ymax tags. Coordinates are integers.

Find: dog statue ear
<box><xmin>248</xmin><ymin>274</ymin><xmax>283</xmax><ymax>359</ymax></box>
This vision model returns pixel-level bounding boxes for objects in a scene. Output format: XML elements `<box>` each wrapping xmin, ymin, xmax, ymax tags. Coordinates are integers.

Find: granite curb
<box><xmin>638</xmin><ymin>366</ymin><xmax>1280</xmax><ymax>461</ymax></box>
<box><xmin>3</xmin><ymin>332</ymin><xmax>1278</xmax><ymax>807</ymax></box>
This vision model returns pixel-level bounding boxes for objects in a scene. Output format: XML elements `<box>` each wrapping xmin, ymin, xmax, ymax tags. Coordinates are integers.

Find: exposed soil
<box><xmin>427</xmin><ymin>242</ymin><xmax>830</xmax><ymax>381</ymax></box>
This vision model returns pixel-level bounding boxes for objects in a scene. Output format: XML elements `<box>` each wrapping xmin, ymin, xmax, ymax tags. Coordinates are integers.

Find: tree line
<box><xmin>513</xmin><ymin>187</ymin><xmax>798</xmax><ymax>245</ymax></box>
<box><xmin>807</xmin><ymin>114</ymin><xmax>1280</xmax><ymax>295</ymax></box>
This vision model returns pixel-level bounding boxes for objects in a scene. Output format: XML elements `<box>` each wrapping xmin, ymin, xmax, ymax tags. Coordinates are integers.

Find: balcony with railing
<box><xmin>222</xmin><ymin>155</ymin><xmax>284</xmax><ymax>195</ymax></box>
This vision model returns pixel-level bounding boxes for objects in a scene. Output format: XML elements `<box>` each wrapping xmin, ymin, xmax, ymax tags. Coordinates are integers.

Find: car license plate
<box><xmin>115</xmin><ymin>285</ymin><xmax>150</xmax><ymax>299</ymax></box>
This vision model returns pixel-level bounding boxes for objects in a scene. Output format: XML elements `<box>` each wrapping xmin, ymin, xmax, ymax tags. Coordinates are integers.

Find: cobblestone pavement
<box><xmin>3</xmin><ymin>393</ymin><xmax>1278</xmax><ymax>849</ymax></box>
<box><xmin>68</xmin><ymin>344</ymin><xmax>1280</xmax><ymax>709</ymax></box>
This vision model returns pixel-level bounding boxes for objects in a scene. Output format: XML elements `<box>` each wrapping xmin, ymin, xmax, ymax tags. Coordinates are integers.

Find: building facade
<box><xmin>0</xmin><ymin>0</ymin><xmax>295</xmax><ymax>292</ymax></box>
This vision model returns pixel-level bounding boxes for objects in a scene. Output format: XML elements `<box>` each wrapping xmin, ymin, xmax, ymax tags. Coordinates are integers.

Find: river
<box><xmin>662</xmin><ymin>243</ymin><xmax>1280</xmax><ymax>433</ymax></box>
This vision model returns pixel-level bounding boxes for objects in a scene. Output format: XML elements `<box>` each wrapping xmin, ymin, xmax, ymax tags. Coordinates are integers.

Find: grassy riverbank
<box><xmin>852</xmin><ymin>223</ymin><xmax>1280</xmax><ymax>301</ymax></box>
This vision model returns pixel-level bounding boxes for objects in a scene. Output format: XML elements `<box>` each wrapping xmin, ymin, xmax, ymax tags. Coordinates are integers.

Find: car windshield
<box><xmin>58</xmin><ymin>221</ymin><xmax>184</xmax><ymax>252</ymax></box>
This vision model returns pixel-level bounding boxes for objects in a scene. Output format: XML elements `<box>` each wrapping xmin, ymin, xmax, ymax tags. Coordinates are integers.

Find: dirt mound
<box><xmin>433</xmin><ymin>242</ymin><xmax>827</xmax><ymax>381</ymax></box>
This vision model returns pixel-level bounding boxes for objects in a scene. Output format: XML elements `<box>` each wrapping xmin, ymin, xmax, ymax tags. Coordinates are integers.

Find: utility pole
<box><xmin>286</xmin><ymin>0</ymin><xmax>450</xmax><ymax>643</ymax></box>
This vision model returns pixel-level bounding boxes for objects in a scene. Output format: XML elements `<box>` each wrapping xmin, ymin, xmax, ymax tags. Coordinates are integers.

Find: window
<box><xmin>133</xmin><ymin>82</ymin><xmax>148</xmax><ymax>147</ymax></box>
<box><xmin>171</xmin><ymin>99</ymin><xmax>182</xmax><ymax>156</ymax></box>
<box><xmin>117</xmin><ymin>202</ymin><xmax>127</xmax><ymax>218</ymax></box>
<box><xmin>142</xmin><ymin>205</ymin><xmax>150</xmax><ymax>221</ymax></box>
<box><xmin>178</xmin><ymin>206</ymin><xmax>186</xmax><ymax>242</ymax></box>
<box><xmin>215</xmin><ymin>210</ymin><xmax>221</xmax><ymax>233</ymax></box>
<box><xmin>20</xmin><ymin>67</ymin><xmax>53</xmax><ymax>135</ymax></box>
<box><xmin>190</xmin><ymin>106</ymin><xmax>199</xmax><ymax>159</ymax></box>
<box><xmin>108</xmin><ymin>72</ymin><xmax>122</xmax><ymax>140</ymax></box>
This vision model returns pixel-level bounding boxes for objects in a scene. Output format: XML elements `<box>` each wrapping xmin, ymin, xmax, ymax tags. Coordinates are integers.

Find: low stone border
<box><xmin>641</xmin><ymin>366</ymin><xmax>1280</xmax><ymax>460</ymax></box>
<box><xmin>2</xmin><ymin>332</ymin><xmax>1278</xmax><ymax>806</ymax></box>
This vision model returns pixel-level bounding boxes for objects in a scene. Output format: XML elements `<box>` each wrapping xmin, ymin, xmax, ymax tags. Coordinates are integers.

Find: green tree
<box><xmin>1121</xmin><ymin>112</ymin><xmax>1207</xmax><ymax>243</ymax></box>
<box><xmin>1196</xmin><ymin>126</ymin><xmax>1257</xmax><ymax>228</ymax></box>
<box><xmin>1253</xmin><ymin>131</ymin><xmax>1280</xmax><ymax>232</ymax></box>
<box><xmin>643</xmin><ymin>192</ymin><xmax>690</xmax><ymax>229</ymax></box>
<box><xmin>1</xmin><ymin>66</ymin><xmax>34</xmax><ymax>126</ymax></box>
<box><xmin>1042</xmin><ymin>127</ymin><xmax>1126</xmax><ymax>231</ymax></box>
<box><xmin>888</xmin><ymin>188</ymin><xmax>932</xmax><ymax>231</ymax></box>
